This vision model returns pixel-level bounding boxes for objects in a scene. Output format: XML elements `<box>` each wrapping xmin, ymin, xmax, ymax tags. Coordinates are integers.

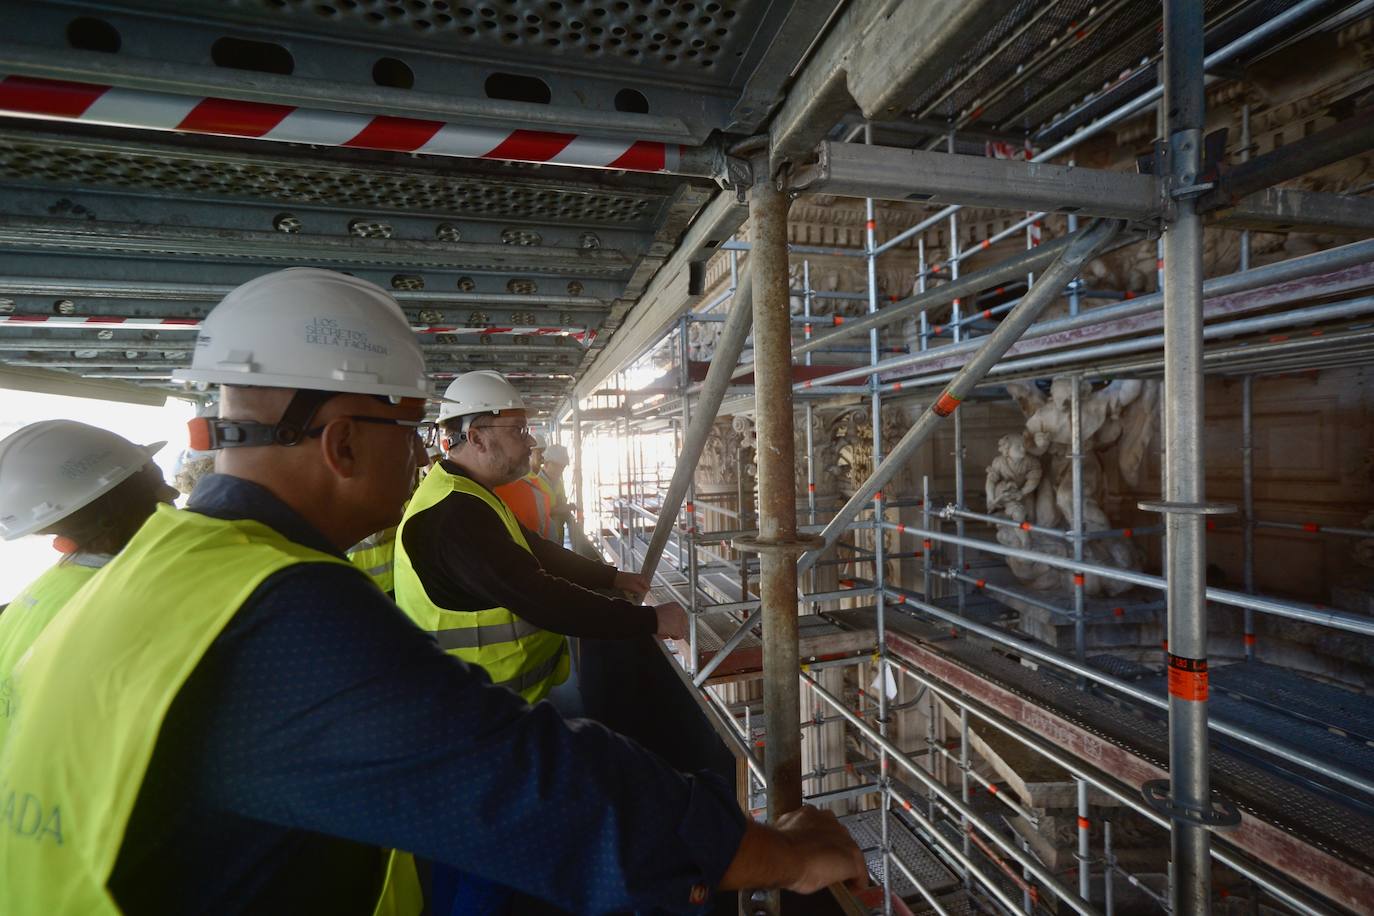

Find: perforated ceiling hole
<box><xmin>579</xmin><ymin>232</ymin><xmax>601</xmax><ymax>249</ymax></box>
<box><xmin>435</xmin><ymin>223</ymin><xmax>462</xmax><ymax>242</ymax></box>
<box><xmin>54</xmin><ymin>299</ymin><xmax>76</xmax><ymax>315</ymax></box>
<box><xmin>373</xmin><ymin>57</ymin><xmax>415</xmax><ymax>88</ymax></box>
<box><xmin>349</xmin><ymin>218</ymin><xmax>395</xmax><ymax>239</ymax></box>
<box><xmin>418</xmin><ymin>308</ymin><xmax>444</xmax><ymax>323</ymax></box>
<box><xmin>566</xmin><ymin>281</ymin><xmax>584</xmax><ymax>296</ymax></box>
<box><xmin>67</xmin><ymin>17</ymin><xmax>121</xmax><ymax>53</ymax></box>
<box><xmin>96</xmin><ymin>328</ymin><xmax>114</xmax><ymax>340</ymax></box>
<box><xmin>485</xmin><ymin>72</ymin><xmax>551</xmax><ymax>104</ymax></box>
<box><xmin>500</xmin><ymin>227</ymin><xmax>542</xmax><ymax>246</ymax></box>
<box><xmin>466</xmin><ymin>311</ymin><xmax>490</xmax><ymax>326</ymax></box>
<box><xmin>456</xmin><ymin>276</ymin><xmax>477</xmax><ymax>292</ymax></box>
<box><xmin>273</xmin><ymin>213</ymin><xmax>302</xmax><ymax>233</ymax></box>
<box><xmin>507</xmin><ymin>279</ymin><xmax>538</xmax><ymax>295</ymax></box>
<box><xmin>211</xmin><ymin>37</ymin><xmax>294</xmax><ymax>75</ymax></box>
<box><xmin>391</xmin><ymin>274</ymin><xmax>425</xmax><ymax>291</ymax></box>
<box><xmin>0</xmin><ymin>298</ymin><xmax>14</xmax><ymax>314</ymax></box>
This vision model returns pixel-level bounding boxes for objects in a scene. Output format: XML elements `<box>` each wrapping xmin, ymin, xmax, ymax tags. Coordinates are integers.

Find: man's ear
<box><xmin>319</xmin><ymin>417</ymin><xmax>360</xmax><ymax>479</ymax></box>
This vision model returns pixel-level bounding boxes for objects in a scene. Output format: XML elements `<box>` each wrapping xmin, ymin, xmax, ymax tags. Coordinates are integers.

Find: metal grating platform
<box><xmin>841</xmin><ymin>810</ymin><xmax>960</xmax><ymax>901</ymax></box>
<box><xmin>1209</xmin><ymin>662</ymin><xmax>1374</xmax><ymax>746</ymax></box>
<box><xmin>900</xmin><ymin>631</ymin><xmax>1374</xmax><ymax>879</ymax></box>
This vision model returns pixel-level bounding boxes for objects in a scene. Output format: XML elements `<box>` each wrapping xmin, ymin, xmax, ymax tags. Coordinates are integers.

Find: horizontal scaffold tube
<box><xmin>797</xmin><ymin>218</ymin><xmax>1124</xmax><ymax>575</ymax></box>
<box><xmin>806</xmin><ymin>237</ymin><xmax>1374</xmax><ymax>389</ymax></box>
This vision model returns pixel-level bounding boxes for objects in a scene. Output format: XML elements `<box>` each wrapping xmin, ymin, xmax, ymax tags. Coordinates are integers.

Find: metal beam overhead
<box><xmin>792</xmin><ymin>142</ymin><xmax>1163</xmax><ymax>219</ymax></box>
<box><xmin>1210</xmin><ymin>188</ymin><xmax>1374</xmax><ymax>235</ymax></box>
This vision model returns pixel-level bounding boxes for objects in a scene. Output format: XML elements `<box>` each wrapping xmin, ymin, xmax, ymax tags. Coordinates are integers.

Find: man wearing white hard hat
<box><xmin>0</xmin><ymin>267</ymin><xmax>864</xmax><ymax>916</ymax></box>
<box><xmin>0</xmin><ymin>420</ymin><xmax>176</xmax><ymax>749</ymax></box>
<box><xmin>394</xmin><ymin>369</ymin><xmax>687</xmax><ymax>705</ymax></box>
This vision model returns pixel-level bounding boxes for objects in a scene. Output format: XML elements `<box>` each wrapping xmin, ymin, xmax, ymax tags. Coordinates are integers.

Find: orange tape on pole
<box><xmin>1167</xmin><ymin>654</ymin><xmax>1209</xmax><ymax>702</ymax></box>
<box><xmin>933</xmin><ymin>391</ymin><xmax>962</xmax><ymax>416</ymax></box>
<box><xmin>1073</xmin><ymin>574</ymin><xmax>1085</xmax><ymax>587</ymax></box>
<box><xmin>1076</xmin><ymin>816</ymin><xmax>1091</xmax><ymax>831</ymax></box>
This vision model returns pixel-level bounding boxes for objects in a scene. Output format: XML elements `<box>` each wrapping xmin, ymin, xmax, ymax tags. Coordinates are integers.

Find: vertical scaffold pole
<box><xmin>748</xmin><ymin>156</ymin><xmax>803</xmax><ymax>821</ymax></box>
<box><xmin>1240</xmin><ymin>103</ymin><xmax>1252</xmax><ymax>273</ymax></box>
<box><xmin>1076</xmin><ymin>778</ymin><xmax>1092</xmax><ymax>902</ymax></box>
<box><xmin>864</xmin><ymin>121</ymin><xmax>893</xmax><ymax>916</ymax></box>
<box><xmin>1242</xmin><ymin>374</ymin><xmax>1255</xmax><ymax>660</ymax></box>
<box><xmin>572</xmin><ymin>399</ymin><xmax>584</xmax><ymax>541</ymax></box>
<box><xmin>678</xmin><ymin>314</ymin><xmax>700</xmax><ymax>672</ymax></box>
<box><xmin>1161</xmin><ymin>1</ymin><xmax>1213</xmax><ymax>910</ymax></box>
<box><xmin>947</xmin><ymin>130</ymin><xmax>967</xmax><ymax>615</ymax></box>
<box><xmin>1071</xmin><ymin>376</ymin><xmax>1087</xmax><ymax>678</ymax></box>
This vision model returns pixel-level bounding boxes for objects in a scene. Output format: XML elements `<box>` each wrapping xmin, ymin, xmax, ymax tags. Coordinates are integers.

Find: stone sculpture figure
<box><xmin>992</xmin><ymin>377</ymin><xmax>1159</xmax><ymax>596</ymax></box>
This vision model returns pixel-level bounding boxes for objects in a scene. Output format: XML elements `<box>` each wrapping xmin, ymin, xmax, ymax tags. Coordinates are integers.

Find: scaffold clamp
<box><xmin>1140</xmin><ymin>779</ymin><xmax>1242</xmax><ymax>830</ymax></box>
<box><xmin>1137</xmin><ymin>499</ymin><xmax>1237</xmax><ymax>516</ymax></box>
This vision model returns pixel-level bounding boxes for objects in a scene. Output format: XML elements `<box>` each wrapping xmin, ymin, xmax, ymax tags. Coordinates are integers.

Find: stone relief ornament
<box><xmin>993</xmin><ymin>376</ymin><xmax>1160</xmax><ymax>596</ymax></box>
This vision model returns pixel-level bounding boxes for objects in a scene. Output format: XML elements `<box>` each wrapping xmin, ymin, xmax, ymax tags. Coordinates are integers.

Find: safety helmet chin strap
<box><xmin>187</xmin><ymin>389</ymin><xmax>341</xmax><ymax>450</ymax></box>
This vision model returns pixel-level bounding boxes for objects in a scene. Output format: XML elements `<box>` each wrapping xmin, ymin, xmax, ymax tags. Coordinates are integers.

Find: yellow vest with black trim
<box><xmin>394</xmin><ymin>465</ymin><xmax>569</xmax><ymax>703</ymax></box>
<box><xmin>348</xmin><ymin>524</ymin><xmax>399</xmax><ymax>595</ymax></box>
<box><xmin>0</xmin><ymin>556</ymin><xmax>104</xmax><ymax>750</ymax></box>
<box><xmin>0</xmin><ymin>504</ymin><xmax>422</xmax><ymax>916</ymax></box>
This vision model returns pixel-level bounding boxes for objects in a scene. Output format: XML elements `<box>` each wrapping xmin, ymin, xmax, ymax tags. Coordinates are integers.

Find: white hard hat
<box><xmin>0</xmin><ymin>420</ymin><xmax>164</xmax><ymax>540</ymax></box>
<box><xmin>174</xmin><ymin>267</ymin><xmax>429</xmax><ymax>401</ymax></box>
<box><xmin>437</xmin><ymin>370</ymin><xmax>526</xmax><ymax>424</ymax></box>
<box><xmin>544</xmin><ymin>444</ymin><xmax>569</xmax><ymax>464</ymax></box>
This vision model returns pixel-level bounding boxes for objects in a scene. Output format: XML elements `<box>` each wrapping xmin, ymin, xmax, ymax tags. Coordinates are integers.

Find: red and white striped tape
<box><xmin>0</xmin><ymin>314</ymin><xmax>595</xmax><ymax>340</ymax></box>
<box><xmin>0</xmin><ymin>75</ymin><xmax>681</xmax><ymax>173</ymax></box>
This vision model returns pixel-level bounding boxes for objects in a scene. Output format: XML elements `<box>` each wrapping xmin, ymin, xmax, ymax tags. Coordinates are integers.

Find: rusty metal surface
<box><xmin>748</xmin><ymin>167</ymin><xmax>803</xmax><ymax>819</ymax></box>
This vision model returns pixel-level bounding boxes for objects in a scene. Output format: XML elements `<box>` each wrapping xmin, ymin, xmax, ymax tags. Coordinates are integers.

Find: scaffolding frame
<box><xmin>556</xmin><ymin>7</ymin><xmax>1374</xmax><ymax>912</ymax></box>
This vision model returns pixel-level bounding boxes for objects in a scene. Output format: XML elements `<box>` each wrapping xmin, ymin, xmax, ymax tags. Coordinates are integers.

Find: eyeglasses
<box><xmin>307</xmin><ymin>415</ymin><xmax>438</xmax><ymax>445</ymax></box>
<box><xmin>470</xmin><ymin>422</ymin><xmax>530</xmax><ymax>440</ymax></box>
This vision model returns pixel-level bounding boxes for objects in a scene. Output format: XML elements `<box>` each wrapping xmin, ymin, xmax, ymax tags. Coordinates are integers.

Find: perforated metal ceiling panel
<box><xmin>0</xmin><ymin>123</ymin><xmax>712</xmax><ymax>409</ymax></box>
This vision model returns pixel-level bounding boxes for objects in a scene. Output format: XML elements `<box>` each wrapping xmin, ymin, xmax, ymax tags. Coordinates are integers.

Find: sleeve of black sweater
<box><xmin>403</xmin><ymin>490</ymin><xmax>656</xmax><ymax>639</ymax></box>
<box><xmin>521</xmin><ymin>522</ymin><xmax>620</xmax><ymax>584</ymax></box>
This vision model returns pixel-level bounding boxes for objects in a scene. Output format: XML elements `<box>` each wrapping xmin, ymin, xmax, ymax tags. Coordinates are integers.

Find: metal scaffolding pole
<box><xmin>748</xmin><ymin>158</ymin><xmax>804</xmax><ymax>821</ymax></box>
<box><xmin>1242</xmin><ymin>375</ymin><xmax>1256</xmax><ymax>661</ymax></box>
<box><xmin>1160</xmin><ymin>3</ymin><xmax>1214</xmax><ymax>909</ymax></box>
<box><xmin>637</xmin><ymin>266</ymin><xmax>755</xmax><ymax>583</ymax></box>
<box><xmin>1071</xmin><ymin>376</ymin><xmax>1087</xmax><ymax>677</ymax></box>
<box><xmin>797</xmin><ymin>218</ymin><xmax>1122</xmax><ymax>575</ymax></box>
<box><xmin>863</xmin><ymin>121</ymin><xmax>894</xmax><ymax>916</ymax></box>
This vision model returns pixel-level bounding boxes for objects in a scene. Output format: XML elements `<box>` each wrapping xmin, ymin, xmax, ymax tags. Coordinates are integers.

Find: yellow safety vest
<box><xmin>0</xmin><ymin>555</ymin><xmax>104</xmax><ymax>750</ymax></box>
<box><xmin>348</xmin><ymin>524</ymin><xmax>399</xmax><ymax>595</ymax></box>
<box><xmin>0</xmin><ymin>504</ymin><xmax>421</xmax><ymax>916</ymax></box>
<box><xmin>394</xmin><ymin>465</ymin><xmax>569</xmax><ymax>703</ymax></box>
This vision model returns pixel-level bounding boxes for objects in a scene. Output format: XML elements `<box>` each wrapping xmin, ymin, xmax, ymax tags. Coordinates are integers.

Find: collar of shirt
<box><xmin>186</xmin><ymin>473</ymin><xmax>344</xmax><ymax>559</ymax></box>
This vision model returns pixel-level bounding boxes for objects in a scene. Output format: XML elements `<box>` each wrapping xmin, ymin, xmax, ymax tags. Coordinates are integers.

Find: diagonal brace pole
<box><xmin>638</xmin><ymin>264</ymin><xmax>755</xmax><ymax>583</ymax></box>
<box><xmin>797</xmin><ymin>218</ymin><xmax>1124</xmax><ymax>576</ymax></box>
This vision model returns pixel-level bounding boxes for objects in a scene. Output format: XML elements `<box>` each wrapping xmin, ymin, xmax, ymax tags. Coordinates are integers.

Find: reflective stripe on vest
<box><xmin>0</xmin><ymin>504</ymin><xmax>421</xmax><ymax>916</ymax></box>
<box><xmin>393</xmin><ymin>465</ymin><xmax>568</xmax><ymax>703</ymax></box>
<box><xmin>348</xmin><ymin>528</ymin><xmax>397</xmax><ymax>594</ymax></box>
<box><xmin>0</xmin><ymin>558</ymin><xmax>103</xmax><ymax>750</ymax></box>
